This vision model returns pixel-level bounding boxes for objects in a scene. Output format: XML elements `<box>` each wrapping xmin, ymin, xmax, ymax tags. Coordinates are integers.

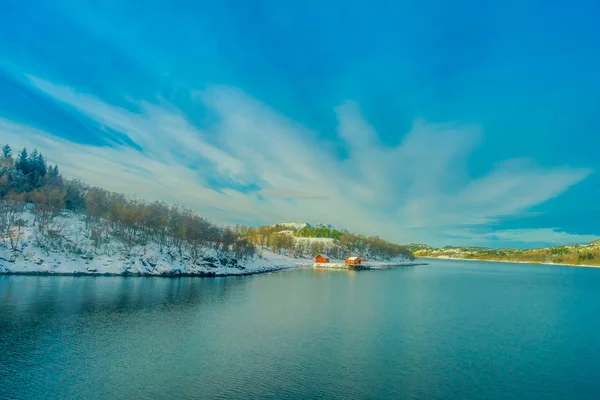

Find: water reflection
<box><xmin>2</xmin><ymin>264</ymin><xmax>600</xmax><ymax>400</ymax></box>
<box><xmin>0</xmin><ymin>275</ymin><xmax>246</xmax><ymax>328</ymax></box>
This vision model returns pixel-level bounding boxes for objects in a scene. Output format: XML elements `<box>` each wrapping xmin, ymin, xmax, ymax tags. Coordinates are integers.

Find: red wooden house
<box><xmin>344</xmin><ymin>256</ymin><xmax>361</xmax><ymax>266</ymax></box>
<box><xmin>314</xmin><ymin>254</ymin><xmax>330</xmax><ymax>263</ymax></box>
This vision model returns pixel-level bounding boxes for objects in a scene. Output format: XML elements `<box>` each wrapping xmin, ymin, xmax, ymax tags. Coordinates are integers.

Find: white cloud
<box><xmin>0</xmin><ymin>76</ymin><xmax>593</xmax><ymax>246</ymax></box>
<box><xmin>27</xmin><ymin>76</ymin><xmax>245</xmax><ymax>181</ymax></box>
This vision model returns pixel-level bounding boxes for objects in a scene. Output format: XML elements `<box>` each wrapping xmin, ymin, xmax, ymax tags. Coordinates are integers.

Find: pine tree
<box><xmin>48</xmin><ymin>165</ymin><xmax>56</xmax><ymax>178</ymax></box>
<box><xmin>29</xmin><ymin>149</ymin><xmax>40</xmax><ymax>173</ymax></box>
<box><xmin>15</xmin><ymin>148</ymin><xmax>29</xmax><ymax>175</ymax></box>
<box><xmin>2</xmin><ymin>145</ymin><xmax>12</xmax><ymax>159</ymax></box>
<box><xmin>47</xmin><ymin>165</ymin><xmax>63</xmax><ymax>187</ymax></box>
<box><xmin>0</xmin><ymin>145</ymin><xmax>13</xmax><ymax>169</ymax></box>
<box><xmin>23</xmin><ymin>149</ymin><xmax>47</xmax><ymax>188</ymax></box>
<box><xmin>34</xmin><ymin>151</ymin><xmax>47</xmax><ymax>177</ymax></box>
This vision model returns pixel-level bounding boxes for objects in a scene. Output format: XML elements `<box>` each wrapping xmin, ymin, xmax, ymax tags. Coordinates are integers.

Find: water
<box><xmin>2</xmin><ymin>259</ymin><xmax>600</xmax><ymax>400</ymax></box>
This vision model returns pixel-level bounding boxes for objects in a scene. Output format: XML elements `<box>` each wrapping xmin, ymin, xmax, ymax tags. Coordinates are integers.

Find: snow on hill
<box><xmin>294</xmin><ymin>237</ymin><xmax>336</xmax><ymax>244</ymax></box>
<box><xmin>274</xmin><ymin>222</ymin><xmax>311</xmax><ymax>229</ymax></box>
<box><xmin>273</xmin><ymin>222</ymin><xmax>336</xmax><ymax>230</ymax></box>
<box><xmin>0</xmin><ymin>210</ymin><xmax>312</xmax><ymax>277</ymax></box>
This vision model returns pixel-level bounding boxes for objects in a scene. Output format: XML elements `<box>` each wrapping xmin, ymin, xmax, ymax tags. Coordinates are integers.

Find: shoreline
<box><xmin>0</xmin><ymin>265</ymin><xmax>300</xmax><ymax>278</ymax></box>
<box><xmin>0</xmin><ymin>260</ymin><xmax>424</xmax><ymax>278</ymax></box>
<box><xmin>418</xmin><ymin>256</ymin><xmax>600</xmax><ymax>269</ymax></box>
<box><xmin>313</xmin><ymin>261</ymin><xmax>427</xmax><ymax>270</ymax></box>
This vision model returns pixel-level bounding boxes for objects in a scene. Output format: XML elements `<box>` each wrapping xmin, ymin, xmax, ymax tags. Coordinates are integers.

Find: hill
<box><xmin>239</xmin><ymin>223</ymin><xmax>415</xmax><ymax>261</ymax></box>
<box><xmin>413</xmin><ymin>241</ymin><xmax>600</xmax><ymax>267</ymax></box>
<box><xmin>0</xmin><ymin>144</ymin><xmax>312</xmax><ymax>276</ymax></box>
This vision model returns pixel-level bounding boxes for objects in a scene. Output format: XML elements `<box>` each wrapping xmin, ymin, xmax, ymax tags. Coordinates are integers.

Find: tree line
<box><xmin>296</xmin><ymin>226</ymin><xmax>343</xmax><ymax>240</ymax></box>
<box><xmin>236</xmin><ymin>224</ymin><xmax>414</xmax><ymax>261</ymax></box>
<box><xmin>0</xmin><ymin>145</ymin><xmax>255</xmax><ymax>265</ymax></box>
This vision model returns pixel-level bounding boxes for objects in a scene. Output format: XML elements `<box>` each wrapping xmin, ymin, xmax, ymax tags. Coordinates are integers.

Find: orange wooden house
<box><xmin>314</xmin><ymin>254</ymin><xmax>330</xmax><ymax>263</ymax></box>
<box><xmin>345</xmin><ymin>256</ymin><xmax>361</xmax><ymax>266</ymax></box>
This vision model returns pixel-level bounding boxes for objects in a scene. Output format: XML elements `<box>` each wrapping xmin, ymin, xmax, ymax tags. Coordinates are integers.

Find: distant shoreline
<box><xmin>417</xmin><ymin>256</ymin><xmax>600</xmax><ymax>269</ymax></box>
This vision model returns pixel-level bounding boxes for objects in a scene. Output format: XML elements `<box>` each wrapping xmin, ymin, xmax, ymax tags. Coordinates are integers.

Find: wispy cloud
<box><xmin>0</xmin><ymin>76</ymin><xmax>593</xmax><ymax>246</ymax></box>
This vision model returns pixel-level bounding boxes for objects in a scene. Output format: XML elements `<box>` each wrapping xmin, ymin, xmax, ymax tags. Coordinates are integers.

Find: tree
<box><xmin>167</xmin><ymin>205</ymin><xmax>187</xmax><ymax>257</ymax></box>
<box><xmin>0</xmin><ymin>192</ymin><xmax>26</xmax><ymax>251</ymax></box>
<box><xmin>0</xmin><ymin>145</ymin><xmax>14</xmax><ymax>170</ymax></box>
<box><xmin>146</xmin><ymin>201</ymin><xmax>170</xmax><ymax>252</ymax></box>
<box><xmin>33</xmin><ymin>151</ymin><xmax>47</xmax><ymax>176</ymax></box>
<box><xmin>29</xmin><ymin>149</ymin><xmax>39</xmax><ymax>174</ymax></box>
<box><xmin>46</xmin><ymin>165</ymin><xmax>63</xmax><ymax>187</ymax></box>
<box><xmin>15</xmin><ymin>148</ymin><xmax>29</xmax><ymax>176</ymax></box>
<box><xmin>309</xmin><ymin>241</ymin><xmax>325</xmax><ymax>257</ymax></box>
<box><xmin>217</xmin><ymin>228</ymin><xmax>236</xmax><ymax>259</ymax></box>
<box><xmin>31</xmin><ymin>185</ymin><xmax>65</xmax><ymax>232</ymax></box>
<box><xmin>29</xmin><ymin>185</ymin><xmax>66</xmax><ymax>254</ymax></box>
<box><xmin>27</xmin><ymin>149</ymin><xmax>47</xmax><ymax>188</ymax></box>
<box><xmin>186</xmin><ymin>214</ymin><xmax>219</xmax><ymax>264</ymax></box>
<box><xmin>64</xmin><ymin>179</ymin><xmax>86</xmax><ymax>211</ymax></box>
<box><xmin>2</xmin><ymin>145</ymin><xmax>12</xmax><ymax>159</ymax></box>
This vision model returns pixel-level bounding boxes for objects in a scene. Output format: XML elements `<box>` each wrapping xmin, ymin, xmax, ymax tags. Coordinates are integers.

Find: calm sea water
<box><xmin>2</xmin><ymin>259</ymin><xmax>600</xmax><ymax>400</ymax></box>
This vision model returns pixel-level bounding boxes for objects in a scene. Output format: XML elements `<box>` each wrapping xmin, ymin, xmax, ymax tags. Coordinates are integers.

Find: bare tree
<box><xmin>186</xmin><ymin>214</ymin><xmax>219</xmax><ymax>264</ymax></box>
<box><xmin>0</xmin><ymin>193</ymin><xmax>26</xmax><ymax>251</ymax></box>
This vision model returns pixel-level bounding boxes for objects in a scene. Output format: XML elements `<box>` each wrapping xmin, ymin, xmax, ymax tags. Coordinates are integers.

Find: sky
<box><xmin>1</xmin><ymin>0</ymin><xmax>599</xmax><ymax>248</ymax></box>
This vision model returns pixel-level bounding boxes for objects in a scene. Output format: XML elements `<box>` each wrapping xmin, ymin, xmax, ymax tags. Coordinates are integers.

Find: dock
<box><xmin>313</xmin><ymin>262</ymin><xmax>368</xmax><ymax>270</ymax></box>
<box><xmin>313</xmin><ymin>262</ymin><xmax>426</xmax><ymax>270</ymax></box>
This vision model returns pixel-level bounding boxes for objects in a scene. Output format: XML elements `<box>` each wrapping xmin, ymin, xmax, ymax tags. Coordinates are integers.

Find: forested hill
<box><xmin>411</xmin><ymin>241</ymin><xmax>600</xmax><ymax>267</ymax></box>
<box><xmin>0</xmin><ymin>144</ymin><xmax>260</xmax><ymax>274</ymax></box>
<box><xmin>237</xmin><ymin>224</ymin><xmax>415</xmax><ymax>261</ymax></box>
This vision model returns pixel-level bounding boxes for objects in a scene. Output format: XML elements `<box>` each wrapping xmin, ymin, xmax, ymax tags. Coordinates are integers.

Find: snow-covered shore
<box><xmin>0</xmin><ymin>209</ymin><xmax>422</xmax><ymax>277</ymax></box>
<box><xmin>0</xmin><ymin>251</ymin><xmax>314</xmax><ymax>277</ymax></box>
<box><xmin>0</xmin><ymin>210</ymin><xmax>313</xmax><ymax>277</ymax></box>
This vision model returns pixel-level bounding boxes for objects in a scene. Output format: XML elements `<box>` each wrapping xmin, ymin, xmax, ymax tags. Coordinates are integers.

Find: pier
<box><xmin>313</xmin><ymin>262</ymin><xmax>426</xmax><ymax>270</ymax></box>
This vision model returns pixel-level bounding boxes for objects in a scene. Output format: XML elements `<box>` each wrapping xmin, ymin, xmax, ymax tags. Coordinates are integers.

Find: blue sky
<box><xmin>1</xmin><ymin>0</ymin><xmax>599</xmax><ymax>248</ymax></box>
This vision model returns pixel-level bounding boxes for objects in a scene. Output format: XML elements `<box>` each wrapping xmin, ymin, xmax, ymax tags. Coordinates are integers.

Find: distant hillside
<box><xmin>406</xmin><ymin>243</ymin><xmax>433</xmax><ymax>253</ymax></box>
<box><xmin>413</xmin><ymin>241</ymin><xmax>600</xmax><ymax>267</ymax></box>
<box><xmin>239</xmin><ymin>223</ymin><xmax>414</xmax><ymax>261</ymax></box>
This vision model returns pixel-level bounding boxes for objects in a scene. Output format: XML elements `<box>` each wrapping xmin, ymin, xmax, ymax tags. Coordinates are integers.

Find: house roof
<box><xmin>347</xmin><ymin>256</ymin><xmax>360</xmax><ymax>261</ymax></box>
<box><xmin>315</xmin><ymin>254</ymin><xmax>330</xmax><ymax>258</ymax></box>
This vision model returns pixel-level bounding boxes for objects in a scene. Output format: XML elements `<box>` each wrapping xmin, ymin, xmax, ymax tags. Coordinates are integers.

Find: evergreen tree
<box><xmin>47</xmin><ymin>165</ymin><xmax>63</xmax><ymax>187</ymax></box>
<box><xmin>22</xmin><ymin>149</ymin><xmax>47</xmax><ymax>188</ymax></box>
<box><xmin>15</xmin><ymin>148</ymin><xmax>29</xmax><ymax>175</ymax></box>
<box><xmin>2</xmin><ymin>145</ymin><xmax>12</xmax><ymax>159</ymax></box>
<box><xmin>29</xmin><ymin>149</ymin><xmax>38</xmax><ymax>163</ymax></box>
<box><xmin>34</xmin><ymin>151</ymin><xmax>47</xmax><ymax>177</ymax></box>
<box><xmin>48</xmin><ymin>165</ymin><xmax>57</xmax><ymax>179</ymax></box>
<box><xmin>0</xmin><ymin>145</ymin><xmax>13</xmax><ymax>169</ymax></box>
